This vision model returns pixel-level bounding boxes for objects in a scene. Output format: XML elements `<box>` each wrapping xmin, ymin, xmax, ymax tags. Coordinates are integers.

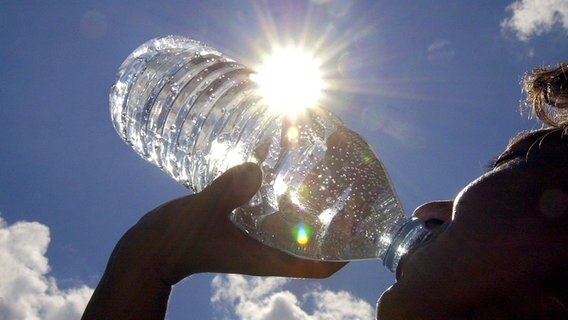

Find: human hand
<box><xmin>114</xmin><ymin>162</ymin><xmax>347</xmax><ymax>285</ymax></box>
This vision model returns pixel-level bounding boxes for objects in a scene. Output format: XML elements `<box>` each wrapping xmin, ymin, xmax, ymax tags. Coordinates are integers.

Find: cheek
<box><xmin>449</xmin><ymin>169</ymin><xmax>564</xmax><ymax>291</ymax></box>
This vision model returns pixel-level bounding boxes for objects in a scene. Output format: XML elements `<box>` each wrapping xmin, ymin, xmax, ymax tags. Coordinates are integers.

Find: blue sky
<box><xmin>1</xmin><ymin>0</ymin><xmax>567</xmax><ymax>319</ymax></box>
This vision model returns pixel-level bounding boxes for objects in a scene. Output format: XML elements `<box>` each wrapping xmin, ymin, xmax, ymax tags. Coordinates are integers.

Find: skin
<box><xmin>83</xmin><ymin>129</ymin><xmax>568</xmax><ymax>319</ymax></box>
<box><xmin>377</xmin><ymin>128</ymin><xmax>568</xmax><ymax>319</ymax></box>
<box><xmin>82</xmin><ymin>163</ymin><xmax>346</xmax><ymax>320</ymax></box>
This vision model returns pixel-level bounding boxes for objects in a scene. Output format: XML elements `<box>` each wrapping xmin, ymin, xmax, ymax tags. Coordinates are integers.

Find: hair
<box><xmin>523</xmin><ymin>61</ymin><xmax>568</xmax><ymax>130</ymax></box>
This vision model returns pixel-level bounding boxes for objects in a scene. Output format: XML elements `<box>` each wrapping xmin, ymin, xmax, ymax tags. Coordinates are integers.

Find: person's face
<box><xmin>376</xmin><ymin>129</ymin><xmax>568</xmax><ymax>319</ymax></box>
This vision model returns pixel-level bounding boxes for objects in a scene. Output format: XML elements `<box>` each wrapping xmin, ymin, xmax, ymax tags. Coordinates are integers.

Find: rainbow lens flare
<box><xmin>293</xmin><ymin>223</ymin><xmax>311</xmax><ymax>246</ymax></box>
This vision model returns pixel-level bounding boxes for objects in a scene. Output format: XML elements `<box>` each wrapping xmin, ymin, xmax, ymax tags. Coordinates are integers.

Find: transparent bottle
<box><xmin>110</xmin><ymin>36</ymin><xmax>430</xmax><ymax>272</ymax></box>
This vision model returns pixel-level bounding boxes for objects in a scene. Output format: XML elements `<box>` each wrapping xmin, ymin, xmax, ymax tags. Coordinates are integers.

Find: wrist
<box><xmin>116</xmin><ymin>200</ymin><xmax>204</xmax><ymax>284</ymax></box>
<box><xmin>82</xmin><ymin>233</ymin><xmax>173</xmax><ymax>320</ymax></box>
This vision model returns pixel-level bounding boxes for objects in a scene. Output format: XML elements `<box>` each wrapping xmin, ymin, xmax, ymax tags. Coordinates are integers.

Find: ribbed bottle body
<box><xmin>110</xmin><ymin>37</ymin><xmax>271</xmax><ymax>191</ymax></box>
<box><xmin>110</xmin><ymin>36</ymin><xmax>409</xmax><ymax>261</ymax></box>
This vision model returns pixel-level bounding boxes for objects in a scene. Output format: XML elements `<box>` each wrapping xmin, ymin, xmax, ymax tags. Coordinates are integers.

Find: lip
<box><xmin>394</xmin><ymin>221</ymin><xmax>449</xmax><ymax>281</ymax></box>
<box><xmin>395</xmin><ymin>257</ymin><xmax>404</xmax><ymax>281</ymax></box>
<box><xmin>395</xmin><ymin>246</ymin><xmax>420</xmax><ymax>281</ymax></box>
<box><xmin>394</xmin><ymin>237</ymin><xmax>429</xmax><ymax>281</ymax></box>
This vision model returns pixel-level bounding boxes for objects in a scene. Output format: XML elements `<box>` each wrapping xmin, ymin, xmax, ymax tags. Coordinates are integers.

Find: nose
<box><xmin>412</xmin><ymin>200</ymin><xmax>453</xmax><ymax>229</ymax></box>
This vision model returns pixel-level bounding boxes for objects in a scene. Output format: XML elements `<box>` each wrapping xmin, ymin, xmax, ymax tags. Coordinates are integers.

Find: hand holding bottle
<box><xmin>83</xmin><ymin>163</ymin><xmax>345</xmax><ymax>319</ymax></box>
<box><xmin>121</xmin><ymin>163</ymin><xmax>346</xmax><ymax>283</ymax></box>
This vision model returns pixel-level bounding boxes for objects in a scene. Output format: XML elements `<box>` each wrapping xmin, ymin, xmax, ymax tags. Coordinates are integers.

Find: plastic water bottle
<box><xmin>110</xmin><ymin>35</ymin><xmax>430</xmax><ymax>272</ymax></box>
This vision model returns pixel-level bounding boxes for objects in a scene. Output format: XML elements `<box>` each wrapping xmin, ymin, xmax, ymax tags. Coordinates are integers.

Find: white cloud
<box><xmin>501</xmin><ymin>0</ymin><xmax>568</xmax><ymax>41</ymax></box>
<box><xmin>211</xmin><ymin>274</ymin><xmax>374</xmax><ymax>320</ymax></box>
<box><xmin>0</xmin><ymin>215</ymin><xmax>93</xmax><ymax>320</ymax></box>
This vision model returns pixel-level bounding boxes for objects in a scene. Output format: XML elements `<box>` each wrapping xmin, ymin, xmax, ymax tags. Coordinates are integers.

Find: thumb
<box><xmin>202</xmin><ymin>163</ymin><xmax>262</xmax><ymax>212</ymax></box>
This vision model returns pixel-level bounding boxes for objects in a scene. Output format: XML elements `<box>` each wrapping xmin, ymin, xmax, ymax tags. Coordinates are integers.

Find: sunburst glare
<box><xmin>251</xmin><ymin>47</ymin><xmax>325</xmax><ymax>115</ymax></box>
<box><xmin>234</xmin><ymin>1</ymin><xmax>418</xmax><ymax>146</ymax></box>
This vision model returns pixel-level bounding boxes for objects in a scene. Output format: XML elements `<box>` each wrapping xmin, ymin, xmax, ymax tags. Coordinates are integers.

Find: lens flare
<box><xmin>293</xmin><ymin>223</ymin><xmax>311</xmax><ymax>246</ymax></box>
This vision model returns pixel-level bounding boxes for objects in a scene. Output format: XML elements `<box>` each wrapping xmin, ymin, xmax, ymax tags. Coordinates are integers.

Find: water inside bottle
<box><xmin>232</xmin><ymin>119</ymin><xmax>407</xmax><ymax>260</ymax></box>
<box><xmin>110</xmin><ymin>36</ymin><xmax>408</xmax><ymax>261</ymax></box>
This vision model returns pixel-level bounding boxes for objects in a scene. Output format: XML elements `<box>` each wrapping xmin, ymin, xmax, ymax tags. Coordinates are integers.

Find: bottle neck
<box><xmin>382</xmin><ymin>218</ymin><xmax>431</xmax><ymax>272</ymax></box>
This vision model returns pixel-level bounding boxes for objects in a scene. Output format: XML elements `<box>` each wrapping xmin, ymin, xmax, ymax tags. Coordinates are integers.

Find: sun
<box><xmin>251</xmin><ymin>46</ymin><xmax>325</xmax><ymax>115</ymax></box>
